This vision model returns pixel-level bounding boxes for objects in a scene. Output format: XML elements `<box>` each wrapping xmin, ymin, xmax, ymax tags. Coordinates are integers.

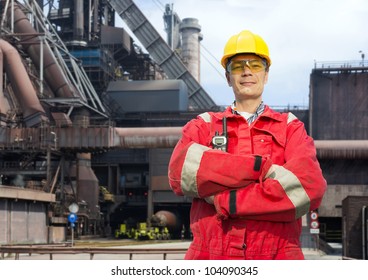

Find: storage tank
<box><xmin>151</xmin><ymin>210</ymin><xmax>180</xmax><ymax>230</ymax></box>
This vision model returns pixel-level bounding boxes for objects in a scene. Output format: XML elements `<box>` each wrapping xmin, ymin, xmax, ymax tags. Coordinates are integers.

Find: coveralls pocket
<box><xmin>252</xmin><ymin>134</ymin><xmax>273</xmax><ymax>155</ymax></box>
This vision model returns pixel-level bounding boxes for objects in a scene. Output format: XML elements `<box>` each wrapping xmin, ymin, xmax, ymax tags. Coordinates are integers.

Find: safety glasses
<box><xmin>227</xmin><ymin>59</ymin><xmax>267</xmax><ymax>74</ymax></box>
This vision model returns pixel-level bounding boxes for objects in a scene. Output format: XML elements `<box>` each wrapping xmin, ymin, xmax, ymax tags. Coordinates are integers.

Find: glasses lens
<box><xmin>228</xmin><ymin>59</ymin><xmax>266</xmax><ymax>74</ymax></box>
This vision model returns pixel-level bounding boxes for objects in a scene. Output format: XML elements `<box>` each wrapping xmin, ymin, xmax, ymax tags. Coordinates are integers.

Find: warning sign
<box><xmin>310</xmin><ymin>220</ymin><xmax>319</xmax><ymax>229</ymax></box>
<box><xmin>310</xmin><ymin>211</ymin><xmax>318</xmax><ymax>220</ymax></box>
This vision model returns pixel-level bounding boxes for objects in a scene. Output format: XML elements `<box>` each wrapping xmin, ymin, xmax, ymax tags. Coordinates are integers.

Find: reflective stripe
<box><xmin>181</xmin><ymin>143</ymin><xmax>211</xmax><ymax>197</ymax></box>
<box><xmin>287</xmin><ymin>112</ymin><xmax>298</xmax><ymax>124</ymax></box>
<box><xmin>268</xmin><ymin>164</ymin><xmax>310</xmax><ymax>219</ymax></box>
<box><xmin>198</xmin><ymin>112</ymin><xmax>211</xmax><ymax>123</ymax></box>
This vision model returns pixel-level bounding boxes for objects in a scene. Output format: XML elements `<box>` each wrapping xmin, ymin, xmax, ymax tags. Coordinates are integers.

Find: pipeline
<box><xmin>113</xmin><ymin>130</ymin><xmax>368</xmax><ymax>158</ymax></box>
<box><xmin>4</xmin><ymin>1</ymin><xmax>76</xmax><ymax>98</ymax></box>
<box><xmin>0</xmin><ymin>46</ymin><xmax>10</xmax><ymax>119</ymax></box>
<box><xmin>0</xmin><ymin>39</ymin><xmax>47</xmax><ymax>127</ymax></box>
<box><xmin>314</xmin><ymin>140</ymin><xmax>368</xmax><ymax>159</ymax></box>
<box><xmin>113</xmin><ymin>127</ymin><xmax>182</xmax><ymax>148</ymax></box>
<box><xmin>3</xmin><ymin>125</ymin><xmax>368</xmax><ymax>155</ymax></box>
<box><xmin>113</xmin><ymin>129</ymin><xmax>368</xmax><ymax>159</ymax></box>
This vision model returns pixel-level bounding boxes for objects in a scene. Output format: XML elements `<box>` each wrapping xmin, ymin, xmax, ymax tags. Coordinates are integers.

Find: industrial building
<box><xmin>0</xmin><ymin>0</ymin><xmax>367</xmax><ymax>259</ymax></box>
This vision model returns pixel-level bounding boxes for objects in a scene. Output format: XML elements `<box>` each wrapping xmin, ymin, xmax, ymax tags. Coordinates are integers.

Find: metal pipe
<box><xmin>314</xmin><ymin>140</ymin><xmax>368</xmax><ymax>159</ymax></box>
<box><xmin>5</xmin><ymin>2</ymin><xmax>75</xmax><ymax>98</ymax></box>
<box><xmin>114</xmin><ymin>127</ymin><xmax>182</xmax><ymax>148</ymax></box>
<box><xmin>0</xmin><ymin>47</ymin><xmax>10</xmax><ymax>118</ymax></box>
<box><xmin>4</xmin><ymin>124</ymin><xmax>368</xmax><ymax>153</ymax></box>
<box><xmin>0</xmin><ymin>39</ymin><xmax>47</xmax><ymax>127</ymax></box>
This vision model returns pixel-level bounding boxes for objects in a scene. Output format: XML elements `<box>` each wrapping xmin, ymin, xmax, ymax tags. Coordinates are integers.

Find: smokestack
<box><xmin>73</xmin><ymin>0</ymin><xmax>85</xmax><ymax>43</ymax></box>
<box><xmin>179</xmin><ymin>18</ymin><xmax>202</xmax><ymax>82</ymax></box>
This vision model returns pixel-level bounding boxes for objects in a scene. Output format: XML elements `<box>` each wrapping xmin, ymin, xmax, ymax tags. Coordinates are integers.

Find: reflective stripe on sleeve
<box><xmin>181</xmin><ymin>143</ymin><xmax>211</xmax><ymax>197</ymax></box>
<box><xmin>268</xmin><ymin>164</ymin><xmax>310</xmax><ymax>219</ymax></box>
<box><xmin>198</xmin><ymin>112</ymin><xmax>211</xmax><ymax>123</ymax></box>
<box><xmin>287</xmin><ymin>112</ymin><xmax>298</xmax><ymax>124</ymax></box>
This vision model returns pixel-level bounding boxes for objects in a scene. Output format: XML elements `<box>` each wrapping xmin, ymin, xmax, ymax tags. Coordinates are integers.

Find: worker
<box><xmin>168</xmin><ymin>30</ymin><xmax>327</xmax><ymax>260</ymax></box>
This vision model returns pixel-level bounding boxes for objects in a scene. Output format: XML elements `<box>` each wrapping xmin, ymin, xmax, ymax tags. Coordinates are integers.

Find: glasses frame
<box><xmin>226</xmin><ymin>59</ymin><xmax>267</xmax><ymax>74</ymax></box>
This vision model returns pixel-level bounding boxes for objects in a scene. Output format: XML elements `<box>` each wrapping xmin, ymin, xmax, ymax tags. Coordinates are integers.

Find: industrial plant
<box><xmin>0</xmin><ymin>0</ymin><xmax>367</xmax><ymax>260</ymax></box>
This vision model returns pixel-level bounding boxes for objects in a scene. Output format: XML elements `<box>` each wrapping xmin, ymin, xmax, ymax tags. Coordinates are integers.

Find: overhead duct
<box><xmin>4</xmin><ymin>2</ymin><xmax>76</xmax><ymax>98</ymax></box>
<box><xmin>114</xmin><ymin>127</ymin><xmax>182</xmax><ymax>148</ymax></box>
<box><xmin>314</xmin><ymin>140</ymin><xmax>368</xmax><ymax>159</ymax></box>
<box><xmin>112</xmin><ymin>131</ymin><xmax>368</xmax><ymax>157</ymax></box>
<box><xmin>0</xmin><ymin>39</ymin><xmax>47</xmax><ymax>127</ymax></box>
<box><xmin>7</xmin><ymin>125</ymin><xmax>368</xmax><ymax>154</ymax></box>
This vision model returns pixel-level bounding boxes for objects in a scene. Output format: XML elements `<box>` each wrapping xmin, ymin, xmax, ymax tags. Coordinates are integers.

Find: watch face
<box><xmin>68</xmin><ymin>203</ymin><xmax>79</xmax><ymax>213</ymax></box>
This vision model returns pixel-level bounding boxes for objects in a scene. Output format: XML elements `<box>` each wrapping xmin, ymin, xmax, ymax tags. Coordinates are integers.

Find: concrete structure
<box><xmin>179</xmin><ymin>18</ymin><xmax>202</xmax><ymax>82</ymax></box>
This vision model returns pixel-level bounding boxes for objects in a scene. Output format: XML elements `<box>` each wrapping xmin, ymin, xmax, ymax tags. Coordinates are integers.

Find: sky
<box><xmin>115</xmin><ymin>0</ymin><xmax>368</xmax><ymax>107</ymax></box>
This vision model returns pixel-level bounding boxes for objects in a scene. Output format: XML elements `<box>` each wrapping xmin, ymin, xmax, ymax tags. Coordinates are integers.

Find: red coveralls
<box><xmin>168</xmin><ymin>106</ymin><xmax>326</xmax><ymax>259</ymax></box>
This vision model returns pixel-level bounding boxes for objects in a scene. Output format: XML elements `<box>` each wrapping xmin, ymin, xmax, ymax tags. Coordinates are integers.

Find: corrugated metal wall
<box><xmin>342</xmin><ymin>196</ymin><xmax>368</xmax><ymax>259</ymax></box>
<box><xmin>149</xmin><ymin>148</ymin><xmax>190</xmax><ymax>203</ymax></box>
<box><xmin>310</xmin><ymin>70</ymin><xmax>368</xmax><ymax>140</ymax></box>
<box><xmin>0</xmin><ymin>199</ymin><xmax>47</xmax><ymax>244</ymax></box>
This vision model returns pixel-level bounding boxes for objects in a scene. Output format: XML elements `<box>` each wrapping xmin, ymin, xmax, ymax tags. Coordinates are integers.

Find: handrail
<box><xmin>0</xmin><ymin>245</ymin><xmax>186</xmax><ymax>260</ymax></box>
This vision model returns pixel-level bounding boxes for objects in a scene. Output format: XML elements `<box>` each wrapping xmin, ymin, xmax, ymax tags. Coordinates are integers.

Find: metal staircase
<box><xmin>107</xmin><ymin>0</ymin><xmax>217</xmax><ymax>110</ymax></box>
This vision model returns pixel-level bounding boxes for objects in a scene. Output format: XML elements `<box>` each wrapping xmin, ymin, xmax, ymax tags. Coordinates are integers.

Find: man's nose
<box><xmin>241</xmin><ymin>65</ymin><xmax>253</xmax><ymax>75</ymax></box>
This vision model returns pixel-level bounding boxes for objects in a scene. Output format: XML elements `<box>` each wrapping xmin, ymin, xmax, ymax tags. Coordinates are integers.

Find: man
<box><xmin>168</xmin><ymin>30</ymin><xmax>326</xmax><ymax>259</ymax></box>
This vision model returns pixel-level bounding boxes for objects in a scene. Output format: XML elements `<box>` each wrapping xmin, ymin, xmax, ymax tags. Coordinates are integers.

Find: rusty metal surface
<box><xmin>152</xmin><ymin>210</ymin><xmax>178</xmax><ymax>229</ymax></box>
<box><xmin>0</xmin><ymin>39</ymin><xmax>47</xmax><ymax>126</ymax></box>
<box><xmin>3</xmin><ymin>126</ymin><xmax>368</xmax><ymax>153</ymax></box>
<box><xmin>6</xmin><ymin>2</ymin><xmax>76</xmax><ymax>99</ymax></box>
<box><xmin>0</xmin><ymin>186</ymin><xmax>55</xmax><ymax>202</ymax></box>
<box><xmin>310</xmin><ymin>70</ymin><xmax>368</xmax><ymax>140</ymax></box>
<box><xmin>0</xmin><ymin>200</ymin><xmax>49</xmax><ymax>244</ymax></box>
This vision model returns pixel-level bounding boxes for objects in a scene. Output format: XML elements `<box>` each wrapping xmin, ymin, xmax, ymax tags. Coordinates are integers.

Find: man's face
<box><xmin>226</xmin><ymin>54</ymin><xmax>269</xmax><ymax>102</ymax></box>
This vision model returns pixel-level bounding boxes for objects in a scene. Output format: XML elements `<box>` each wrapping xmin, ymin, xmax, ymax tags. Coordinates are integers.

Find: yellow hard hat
<box><xmin>221</xmin><ymin>30</ymin><xmax>271</xmax><ymax>69</ymax></box>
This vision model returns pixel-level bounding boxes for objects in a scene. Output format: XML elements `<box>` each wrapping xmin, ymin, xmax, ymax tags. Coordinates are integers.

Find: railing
<box><xmin>314</xmin><ymin>60</ymin><xmax>367</xmax><ymax>69</ymax></box>
<box><xmin>0</xmin><ymin>245</ymin><xmax>187</xmax><ymax>260</ymax></box>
